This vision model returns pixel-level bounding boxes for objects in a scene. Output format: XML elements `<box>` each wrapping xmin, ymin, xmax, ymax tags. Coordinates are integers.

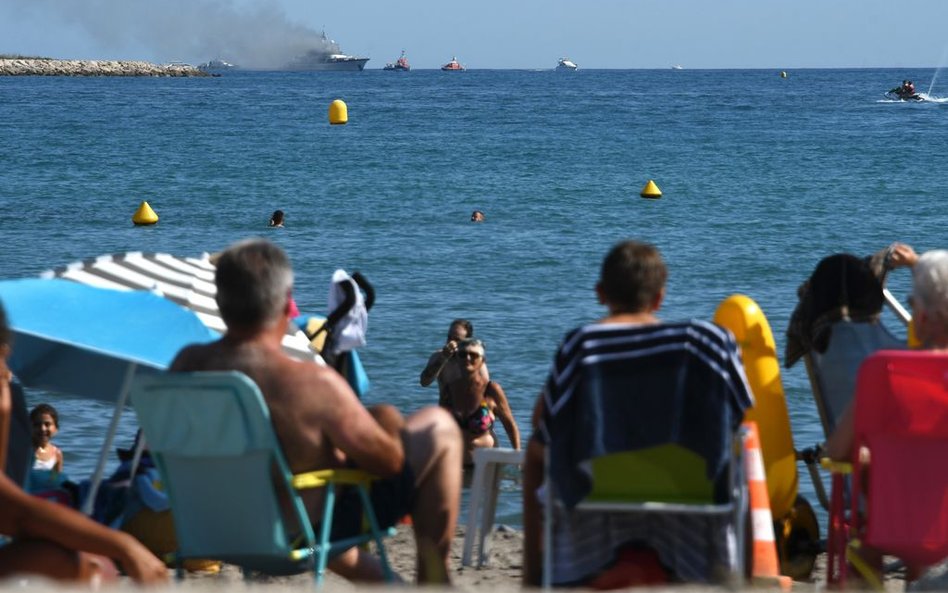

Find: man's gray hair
<box><xmin>913</xmin><ymin>249</ymin><xmax>948</xmax><ymax>328</ymax></box>
<box><xmin>458</xmin><ymin>338</ymin><xmax>485</xmax><ymax>354</ymax></box>
<box><xmin>215</xmin><ymin>239</ymin><xmax>294</xmax><ymax>330</ymax></box>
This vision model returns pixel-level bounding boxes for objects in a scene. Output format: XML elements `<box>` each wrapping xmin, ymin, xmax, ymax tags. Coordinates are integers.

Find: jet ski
<box><xmin>885</xmin><ymin>88</ymin><xmax>923</xmax><ymax>101</ymax></box>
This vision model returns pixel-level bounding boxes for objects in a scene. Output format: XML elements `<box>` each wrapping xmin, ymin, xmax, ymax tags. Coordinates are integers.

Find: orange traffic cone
<box><xmin>744</xmin><ymin>421</ymin><xmax>793</xmax><ymax>591</ymax></box>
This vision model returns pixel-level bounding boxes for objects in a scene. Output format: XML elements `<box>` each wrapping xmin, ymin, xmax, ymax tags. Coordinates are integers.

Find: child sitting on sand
<box><xmin>28</xmin><ymin>403</ymin><xmax>75</xmax><ymax>501</ymax></box>
<box><xmin>31</xmin><ymin>403</ymin><xmax>63</xmax><ymax>473</ymax></box>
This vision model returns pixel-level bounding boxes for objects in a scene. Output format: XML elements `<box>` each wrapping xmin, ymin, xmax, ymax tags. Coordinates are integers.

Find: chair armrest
<box><xmin>292</xmin><ymin>468</ymin><xmax>377</xmax><ymax>490</ymax></box>
<box><xmin>819</xmin><ymin>457</ymin><xmax>853</xmax><ymax>474</ymax></box>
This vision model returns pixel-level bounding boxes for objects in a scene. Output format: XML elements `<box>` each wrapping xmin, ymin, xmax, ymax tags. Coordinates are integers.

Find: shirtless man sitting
<box><xmin>171</xmin><ymin>239</ymin><xmax>462</xmax><ymax>583</ymax></box>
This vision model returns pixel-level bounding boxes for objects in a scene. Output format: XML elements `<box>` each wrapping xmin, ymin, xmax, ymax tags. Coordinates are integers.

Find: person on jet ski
<box><xmin>890</xmin><ymin>80</ymin><xmax>908</xmax><ymax>96</ymax></box>
<box><xmin>889</xmin><ymin>80</ymin><xmax>917</xmax><ymax>99</ymax></box>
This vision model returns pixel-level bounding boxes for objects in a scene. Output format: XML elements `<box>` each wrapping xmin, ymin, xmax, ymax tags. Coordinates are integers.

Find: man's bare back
<box><xmin>171</xmin><ymin>336</ymin><xmax>404</xmax><ymax>521</ymax></box>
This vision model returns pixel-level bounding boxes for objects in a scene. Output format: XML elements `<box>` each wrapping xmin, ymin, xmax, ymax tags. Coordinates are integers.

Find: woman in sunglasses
<box><xmin>443</xmin><ymin>339</ymin><xmax>520</xmax><ymax>466</ymax></box>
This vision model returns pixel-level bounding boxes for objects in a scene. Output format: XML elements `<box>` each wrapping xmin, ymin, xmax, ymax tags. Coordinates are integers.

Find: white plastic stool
<box><xmin>462</xmin><ymin>447</ymin><xmax>524</xmax><ymax>567</ymax></box>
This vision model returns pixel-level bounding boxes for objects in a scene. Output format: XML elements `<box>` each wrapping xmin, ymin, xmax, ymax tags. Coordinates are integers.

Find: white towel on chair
<box><xmin>327</xmin><ymin>269</ymin><xmax>368</xmax><ymax>354</ymax></box>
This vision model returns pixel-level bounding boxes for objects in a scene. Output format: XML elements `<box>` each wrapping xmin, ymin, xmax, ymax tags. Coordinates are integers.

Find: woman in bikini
<box><xmin>442</xmin><ymin>339</ymin><xmax>520</xmax><ymax>466</ymax></box>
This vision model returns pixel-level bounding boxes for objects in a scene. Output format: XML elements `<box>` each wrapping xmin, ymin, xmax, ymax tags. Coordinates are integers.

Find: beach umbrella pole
<box><xmin>81</xmin><ymin>363</ymin><xmax>136</xmax><ymax>515</ymax></box>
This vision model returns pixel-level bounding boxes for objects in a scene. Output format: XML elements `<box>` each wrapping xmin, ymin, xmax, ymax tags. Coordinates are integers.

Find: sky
<box><xmin>1</xmin><ymin>0</ymin><xmax>947</xmax><ymax>70</ymax></box>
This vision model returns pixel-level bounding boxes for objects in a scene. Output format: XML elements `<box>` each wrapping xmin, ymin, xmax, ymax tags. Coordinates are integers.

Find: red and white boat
<box><xmin>441</xmin><ymin>56</ymin><xmax>465</xmax><ymax>71</ymax></box>
<box><xmin>383</xmin><ymin>51</ymin><xmax>410</xmax><ymax>71</ymax></box>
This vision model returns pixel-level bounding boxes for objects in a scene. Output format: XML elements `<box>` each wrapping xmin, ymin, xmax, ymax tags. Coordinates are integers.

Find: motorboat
<box><xmin>555</xmin><ymin>58</ymin><xmax>578</xmax><ymax>71</ymax></box>
<box><xmin>672</xmin><ymin>64</ymin><xmax>684</xmax><ymax>70</ymax></box>
<box><xmin>383</xmin><ymin>51</ymin><xmax>410</xmax><ymax>71</ymax></box>
<box><xmin>197</xmin><ymin>58</ymin><xmax>237</xmax><ymax>73</ymax></box>
<box><xmin>283</xmin><ymin>31</ymin><xmax>369</xmax><ymax>71</ymax></box>
<box><xmin>441</xmin><ymin>56</ymin><xmax>465</xmax><ymax>71</ymax></box>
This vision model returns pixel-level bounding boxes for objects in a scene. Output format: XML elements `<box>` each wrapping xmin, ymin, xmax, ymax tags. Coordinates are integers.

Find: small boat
<box><xmin>671</xmin><ymin>64</ymin><xmax>684</xmax><ymax>70</ymax></box>
<box><xmin>441</xmin><ymin>56</ymin><xmax>465</xmax><ymax>71</ymax></box>
<box><xmin>555</xmin><ymin>58</ymin><xmax>578</xmax><ymax>71</ymax></box>
<box><xmin>383</xmin><ymin>51</ymin><xmax>410</xmax><ymax>71</ymax></box>
<box><xmin>197</xmin><ymin>58</ymin><xmax>237</xmax><ymax>73</ymax></box>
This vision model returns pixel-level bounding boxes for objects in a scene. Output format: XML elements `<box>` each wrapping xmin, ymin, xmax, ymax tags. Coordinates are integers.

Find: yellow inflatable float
<box><xmin>714</xmin><ymin>294</ymin><xmax>818</xmax><ymax>579</ymax></box>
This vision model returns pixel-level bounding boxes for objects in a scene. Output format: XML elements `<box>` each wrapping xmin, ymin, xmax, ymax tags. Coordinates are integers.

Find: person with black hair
<box><xmin>269</xmin><ymin>209</ymin><xmax>285</xmax><ymax>227</ymax></box>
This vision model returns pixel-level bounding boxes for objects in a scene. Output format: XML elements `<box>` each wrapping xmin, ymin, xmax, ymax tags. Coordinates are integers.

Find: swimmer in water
<box><xmin>269</xmin><ymin>210</ymin><xmax>285</xmax><ymax>228</ymax></box>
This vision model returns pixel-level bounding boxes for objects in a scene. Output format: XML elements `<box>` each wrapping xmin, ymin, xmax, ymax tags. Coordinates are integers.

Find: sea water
<box><xmin>1</xmin><ymin>68</ymin><xmax>946</xmax><ymax>529</ymax></box>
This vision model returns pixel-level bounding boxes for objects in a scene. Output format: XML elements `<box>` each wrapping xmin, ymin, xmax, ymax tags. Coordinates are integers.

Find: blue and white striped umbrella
<box><xmin>41</xmin><ymin>251</ymin><xmax>322</xmax><ymax>364</ymax></box>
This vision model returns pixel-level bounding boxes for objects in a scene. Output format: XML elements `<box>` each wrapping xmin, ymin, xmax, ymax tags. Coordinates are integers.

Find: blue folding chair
<box><xmin>129</xmin><ymin>371</ymin><xmax>395</xmax><ymax>584</ymax></box>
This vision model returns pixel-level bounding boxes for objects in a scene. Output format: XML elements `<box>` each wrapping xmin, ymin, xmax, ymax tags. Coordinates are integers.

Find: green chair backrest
<box><xmin>586</xmin><ymin>444</ymin><xmax>714</xmax><ymax>504</ymax></box>
<box><xmin>130</xmin><ymin>371</ymin><xmax>313</xmax><ymax>572</ymax></box>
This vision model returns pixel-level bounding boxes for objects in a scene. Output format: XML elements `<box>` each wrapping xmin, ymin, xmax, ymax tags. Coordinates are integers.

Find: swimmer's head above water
<box><xmin>269</xmin><ymin>210</ymin><xmax>285</xmax><ymax>227</ymax></box>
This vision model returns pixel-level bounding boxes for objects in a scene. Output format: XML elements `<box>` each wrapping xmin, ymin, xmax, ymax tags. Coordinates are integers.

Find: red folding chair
<box><xmin>825</xmin><ymin>350</ymin><xmax>948</xmax><ymax>589</ymax></box>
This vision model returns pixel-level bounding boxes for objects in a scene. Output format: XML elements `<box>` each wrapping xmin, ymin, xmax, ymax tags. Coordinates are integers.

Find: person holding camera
<box><xmin>420</xmin><ymin>319</ymin><xmax>488</xmax><ymax>407</ymax></box>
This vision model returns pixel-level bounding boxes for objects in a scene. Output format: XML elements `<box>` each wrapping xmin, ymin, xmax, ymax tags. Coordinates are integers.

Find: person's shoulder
<box><xmin>170</xmin><ymin>342</ymin><xmax>215</xmax><ymax>371</ymax></box>
<box><xmin>657</xmin><ymin>319</ymin><xmax>742</xmax><ymax>361</ymax></box>
<box><xmin>658</xmin><ymin>318</ymin><xmax>734</xmax><ymax>339</ymax></box>
<box><xmin>684</xmin><ymin>318</ymin><xmax>738</xmax><ymax>344</ymax></box>
<box><xmin>275</xmin><ymin>353</ymin><xmax>338</xmax><ymax>382</ymax></box>
<box><xmin>260</xmin><ymin>356</ymin><xmax>357</xmax><ymax>414</ymax></box>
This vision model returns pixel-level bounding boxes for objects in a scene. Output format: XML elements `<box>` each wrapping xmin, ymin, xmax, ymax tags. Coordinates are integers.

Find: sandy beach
<box><xmin>1</xmin><ymin>522</ymin><xmax>917</xmax><ymax>592</ymax></box>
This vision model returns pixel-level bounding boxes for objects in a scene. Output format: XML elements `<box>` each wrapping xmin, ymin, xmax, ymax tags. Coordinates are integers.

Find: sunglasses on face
<box><xmin>462</xmin><ymin>351</ymin><xmax>483</xmax><ymax>361</ymax></box>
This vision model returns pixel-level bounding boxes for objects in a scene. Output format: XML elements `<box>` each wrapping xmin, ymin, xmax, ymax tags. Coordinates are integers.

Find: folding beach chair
<box><xmin>825</xmin><ymin>351</ymin><xmax>948</xmax><ymax>589</ymax></box>
<box><xmin>129</xmin><ymin>371</ymin><xmax>395</xmax><ymax>584</ymax></box>
<box><xmin>542</xmin><ymin>440</ymin><xmax>748</xmax><ymax>588</ymax></box>
<box><xmin>539</xmin><ymin>321</ymin><xmax>752</xmax><ymax>588</ymax></box>
<box><xmin>805</xmin><ymin>321</ymin><xmax>903</xmax><ymax>439</ymax></box>
<box><xmin>785</xmin><ymin>252</ymin><xmax>906</xmax><ymax>510</ymax></box>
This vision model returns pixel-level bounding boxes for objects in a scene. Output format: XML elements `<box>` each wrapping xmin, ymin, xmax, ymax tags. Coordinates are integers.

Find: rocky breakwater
<box><xmin>0</xmin><ymin>58</ymin><xmax>209</xmax><ymax>77</ymax></box>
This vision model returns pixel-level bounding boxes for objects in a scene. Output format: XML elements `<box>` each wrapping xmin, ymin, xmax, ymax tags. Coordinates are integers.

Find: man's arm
<box><xmin>420</xmin><ymin>341</ymin><xmax>459</xmax><ymax>387</ymax></box>
<box><xmin>320</xmin><ymin>371</ymin><xmax>405</xmax><ymax>477</ymax></box>
<box><xmin>420</xmin><ymin>351</ymin><xmax>445</xmax><ymax>387</ymax></box>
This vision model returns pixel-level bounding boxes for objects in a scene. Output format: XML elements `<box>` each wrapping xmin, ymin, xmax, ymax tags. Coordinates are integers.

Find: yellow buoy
<box><xmin>640</xmin><ymin>179</ymin><xmax>662</xmax><ymax>199</ymax></box>
<box><xmin>132</xmin><ymin>201</ymin><xmax>158</xmax><ymax>226</ymax></box>
<box><xmin>328</xmin><ymin>99</ymin><xmax>348</xmax><ymax>125</ymax></box>
<box><xmin>780</xmin><ymin>71</ymin><xmax>788</xmax><ymax>78</ymax></box>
